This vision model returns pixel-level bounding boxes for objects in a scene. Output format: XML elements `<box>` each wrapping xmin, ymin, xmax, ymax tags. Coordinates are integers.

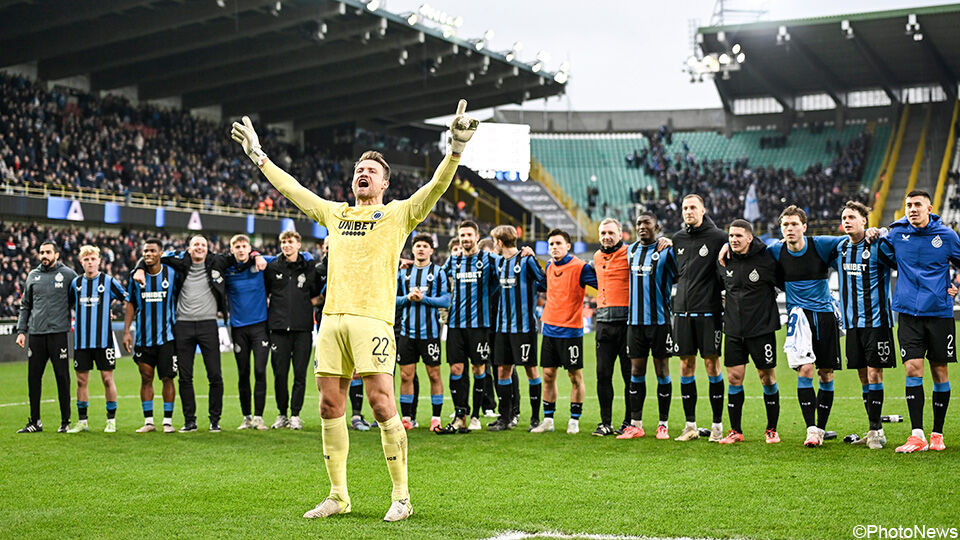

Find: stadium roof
<box><xmin>697</xmin><ymin>3</ymin><xmax>960</xmax><ymax>113</ymax></box>
<box><xmin>0</xmin><ymin>0</ymin><xmax>565</xmax><ymax>130</ymax></box>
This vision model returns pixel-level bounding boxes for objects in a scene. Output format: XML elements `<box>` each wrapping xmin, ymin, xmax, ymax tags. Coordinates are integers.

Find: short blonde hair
<box><xmin>598</xmin><ymin>218</ymin><xmax>621</xmax><ymax>232</ymax></box>
<box><xmin>490</xmin><ymin>225</ymin><xmax>518</xmax><ymax>248</ymax></box>
<box><xmin>79</xmin><ymin>245</ymin><xmax>100</xmax><ymax>259</ymax></box>
<box><xmin>354</xmin><ymin>150</ymin><xmax>391</xmax><ymax>182</ymax></box>
<box><xmin>279</xmin><ymin>230</ymin><xmax>301</xmax><ymax>242</ymax></box>
<box><xmin>230</xmin><ymin>234</ymin><xmax>250</xmax><ymax>247</ymax></box>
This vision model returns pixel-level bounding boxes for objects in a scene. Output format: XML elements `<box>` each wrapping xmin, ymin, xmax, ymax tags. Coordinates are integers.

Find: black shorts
<box><xmin>846</xmin><ymin>327</ymin><xmax>896</xmax><ymax>369</ymax></box>
<box><xmin>493</xmin><ymin>332</ymin><xmax>538</xmax><ymax>367</ymax></box>
<box><xmin>626</xmin><ymin>324</ymin><xmax>675</xmax><ymax>359</ymax></box>
<box><xmin>800</xmin><ymin>310</ymin><xmax>842</xmax><ymax>370</ymax></box>
<box><xmin>541</xmin><ymin>335</ymin><xmax>584</xmax><ymax>370</ymax></box>
<box><xmin>897</xmin><ymin>314</ymin><xmax>957</xmax><ymax>365</ymax></box>
<box><xmin>445</xmin><ymin>327</ymin><xmax>491</xmax><ymax>366</ymax></box>
<box><xmin>74</xmin><ymin>347</ymin><xmax>117</xmax><ymax>371</ymax></box>
<box><xmin>673</xmin><ymin>314</ymin><xmax>722</xmax><ymax>358</ymax></box>
<box><xmin>397</xmin><ymin>336</ymin><xmax>442</xmax><ymax>366</ymax></box>
<box><xmin>134</xmin><ymin>341</ymin><xmax>178</xmax><ymax>380</ymax></box>
<box><xmin>724</xmin><ymin>333</ymin><xmax>777</xmax><ymax>368</ymax></box>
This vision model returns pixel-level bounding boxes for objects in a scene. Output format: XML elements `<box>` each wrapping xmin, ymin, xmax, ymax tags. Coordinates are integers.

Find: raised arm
<box><xmin>231</xmin><ymin>115</ymin><xmax>331</xmax><ymax>224</ymax></box>
<box><xmin>403</xmin><ymin>100</ymin><xmax>478</xmax><ymax>230</ymax></box>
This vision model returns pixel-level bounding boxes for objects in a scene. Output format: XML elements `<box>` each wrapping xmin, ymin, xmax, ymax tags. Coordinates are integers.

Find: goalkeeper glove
<box><xmin>231</xmin><ymin>115</ymin><xmax>268</xmax><ymax>167</ymax></box>
<box><xmin>448</xmin><ymin>99</ymin><xmax>479</xmax><ymax>154</ymax></box>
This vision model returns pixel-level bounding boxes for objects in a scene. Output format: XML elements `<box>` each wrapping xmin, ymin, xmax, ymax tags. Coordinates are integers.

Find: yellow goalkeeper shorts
<box><xmin>314</xmin><ymin>313</ymin><xmax>396</xmax><ymax>377</ymax></box>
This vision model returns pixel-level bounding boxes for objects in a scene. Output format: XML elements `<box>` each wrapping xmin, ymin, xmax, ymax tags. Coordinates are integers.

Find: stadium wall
<box><xmin>494</xmin><ymin>105</ymin><xmax>896</xmax><ymax>135</ymax></box>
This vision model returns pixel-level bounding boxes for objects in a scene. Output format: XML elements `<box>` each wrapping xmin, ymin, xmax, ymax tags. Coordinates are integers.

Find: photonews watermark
<box><xmin>853</xmin><ymin>525</ymin><xmax>959</xmax><ymax>539</ymax></box>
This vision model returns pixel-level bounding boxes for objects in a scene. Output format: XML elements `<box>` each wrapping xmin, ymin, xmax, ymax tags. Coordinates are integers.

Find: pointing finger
<box><xmin>455</xmin><ymin>99</ymin><xmax>467</xmax><ymax>116</ymax></box>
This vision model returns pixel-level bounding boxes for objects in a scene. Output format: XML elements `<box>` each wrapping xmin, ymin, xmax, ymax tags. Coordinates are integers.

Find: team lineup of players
<box><xmin>14</xmin><ymin>190</ymin><xmax>956</xmax><ymax>452</ymax></box>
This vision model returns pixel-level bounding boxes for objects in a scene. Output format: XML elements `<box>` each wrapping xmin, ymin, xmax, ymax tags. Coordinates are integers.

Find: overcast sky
<box><xmin>384</xmin><ymin>0</ymin><xmax>947</xmax><ymax>116</ymax></box>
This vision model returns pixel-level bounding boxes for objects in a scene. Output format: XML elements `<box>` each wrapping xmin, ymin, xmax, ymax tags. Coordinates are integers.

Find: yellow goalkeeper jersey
<box><xmin>260</xmin><ymin>155</ymin><xmax>459</xmax><ymax>325</ymax></box>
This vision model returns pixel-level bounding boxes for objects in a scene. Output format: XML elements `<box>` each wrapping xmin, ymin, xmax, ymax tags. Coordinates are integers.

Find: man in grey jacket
<box><xmin>15</xmin><ymin>241</ymin><xmax>78</xmax><ymax>433</ymax></box>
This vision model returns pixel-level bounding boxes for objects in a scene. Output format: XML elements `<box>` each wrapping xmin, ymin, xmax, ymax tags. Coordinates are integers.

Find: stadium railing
<box><xmin>530</xmin><ymin>157</ymin><xmax>600</xmax><ymax>241</ymax></box>
<box><xmin>933</xmin><ymin>100</ymin><xmax>960</xmax><ymax>214</ymax></box>
<box><xmin>870</xmin><ymin>104</ymin><xmax>910</xmax><ymax>228</ymax></box>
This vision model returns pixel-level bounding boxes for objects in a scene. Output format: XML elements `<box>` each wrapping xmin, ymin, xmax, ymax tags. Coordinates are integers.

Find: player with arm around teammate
<box><xmin>66</xmin><ymin>245</ymin><xmax>129</xmax><ymax>433</ymax></box>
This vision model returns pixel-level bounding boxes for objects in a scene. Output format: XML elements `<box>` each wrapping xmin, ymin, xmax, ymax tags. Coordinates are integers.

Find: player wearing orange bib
<box><xmin>532</xmin><ymin>229</ymin><xmax>597</xmax><ymax>434</ymax></box>
<box><xmin>232</xmin><ymin>100</ymin><xmax>478</xmax><ymax>522</ymax></box>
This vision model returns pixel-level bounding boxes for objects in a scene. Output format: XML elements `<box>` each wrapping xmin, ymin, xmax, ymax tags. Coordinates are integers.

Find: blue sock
<box><xmin>106</xmin><ymin>400</ymin><xmax>117</xmax><ymax>420</ymax></box>
<box><xmin>631</xmin><ymin>375</ymin><xmax>645</xmax><ymax>384</ymax></box>
<box><xmin>142</xmin><ymin>400</ymin><xmax>153</xmax><ymax>413</ymax></box>
<box><xmin>868</xmin><ymin>383</ymin><xmax>884</xmax><ymax>391</ymax></box>
<box><xmin>763</xmin><ymin>383</ymin><xmax>779</xmax><ymax>395</ymax></box>
<box><xmin>708</xmin><ymin>375</ymin><xmax>724</xmax><ymax>384</ymax></box>
<box><xmin>728</xmin><ymin>384</ymin><xmax>744</xmax><ymax>394</ymax></box>
<box><xmin>349</xmin><ymin>379</ymin><xmax>363</xmax><ymax>387</ymax></box>
<box><xmin>934</xmin><ymin>381</ymin><xmax>951</xmax><ymax>392</ymax></box>
<box><xmin>906</xmin><ymin>376</ymin><xmax>923</xmax><ymax>387</ymax></box>
<box><xmin>497</xmin><ymin>378</ymin><xmax>513</xmax><ymax>386</ymax></box>
<box><xmin>797</xmin><ymin>376</ymin><xmax>814</xmax><ymax>389</ymax></box>
<box><xmin>474</xmin><ymin>372</ymin><xmax>486</xmax><ymax>380</ymax></box>
<box><xmin>680</xmin><ymin>375</ymin><xmax>696</xmax><ymax>385</ymax></box>
<box><xmin>657</xmin><ymin>376</ymin><xmax>671</xmax><ymax>385</ymax></box>
<box><xmin>529</xmin><ymin>377</ymin><xmax>542</xmax><ymax>385</ymax></box>
<box><xmin>818</xmin><ymin>381</ymin><xmax>834</xmax><ymax>392</ymax></box>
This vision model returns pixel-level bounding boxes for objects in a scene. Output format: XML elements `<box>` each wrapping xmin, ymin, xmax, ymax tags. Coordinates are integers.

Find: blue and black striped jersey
<box><xmin>70</xmin><ymin>273</ymin><xmax>128</xmax><ymax>350</ymax></box>
<box><xmin>441</xmin><ymin>251</ymin><xmax>501</xmax><ymax>329</ymax></box>
<box><xmin>495</xmin><ymin>254</ymin><xmax>546</xmax><ymax>333</ymax></box>
<box><xmin>396</xmin><ymin>263</ymin><xmax>450</xmax><ymax>339</ymax></box>
<box><xmin>627</xmin><ymin>242</ymin><xmax>677</xmax><ymax>326</ymax></box>
<box><xmin>832</xmin><ymin>237</ymin><xmax>896</xmax><ymax>329</ymax></box>
<box><xmin>127</xmin><ymin>266</ymin><xmax>177</xmax><ymax>348</ymax></box>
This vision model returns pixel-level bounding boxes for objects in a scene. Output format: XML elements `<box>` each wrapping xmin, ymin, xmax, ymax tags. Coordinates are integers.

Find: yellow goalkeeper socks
<box><xmin>321</xmin><ymin>415</ymin><xmax>350</xmax><ymax>504</ymax></box>
<box><xmin>378</xmin><ymin>414</ymin><xmax>409</xmax><ymax>501</ymax></box>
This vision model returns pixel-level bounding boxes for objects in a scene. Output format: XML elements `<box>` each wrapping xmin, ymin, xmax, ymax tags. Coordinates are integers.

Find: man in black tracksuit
<box><xmin>265</xmin><ymin>230</ymin><xmax>320</xmax><ymax>431</ymax></box>
<box><xmin>670</xmin><ymin>194</ymin><xmax>729</xmax><ymax>441</ymax></box>
<box><xmin>15</xmin><ymin>241</ymin><xmax>78</xmax><ymax>433</ymax></box>
<box><xmin>716</xmin><ymin>220</ymin><xmax>782</xmax><ymax>444</ymax></box>
<box><xmin>134</xmin><ymin>235</ymin><xmax>256</xmax><ymax>432</ymax></box>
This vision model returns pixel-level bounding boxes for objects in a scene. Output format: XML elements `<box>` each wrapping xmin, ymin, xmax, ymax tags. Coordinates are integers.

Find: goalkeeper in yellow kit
<box><xmin>231</xmin><ymin>100</ymin><xmax>478</xmax><ymax>522</ymax></box>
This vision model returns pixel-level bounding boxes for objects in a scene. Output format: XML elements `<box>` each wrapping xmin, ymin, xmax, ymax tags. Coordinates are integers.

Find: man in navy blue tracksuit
<box><xmin>883</xmin><ymin>190</ymin><xmax>960</xmax><ymax>453</ymax></box>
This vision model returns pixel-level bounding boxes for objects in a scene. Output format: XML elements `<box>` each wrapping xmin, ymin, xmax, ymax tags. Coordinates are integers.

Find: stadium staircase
<box><xmin>881</xmin><ymin>103</ymin><xmax>929</xmax><ymax>224</ymax></box>
<box><xmin>891</xmin><ymin>101</ymin><xmax>955</xmax><ymax>221</ymax></box>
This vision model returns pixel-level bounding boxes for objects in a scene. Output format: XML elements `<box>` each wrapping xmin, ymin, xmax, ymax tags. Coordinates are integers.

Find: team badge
<box><xmin>749</xmin><ymin>269</ymin><xmax>759</xmax><ymax>282</ymax></box>
<box><xmin>372</xmin><ymin>210</ymin><xmax>383</xmax><ymax>220</ymax></box>
<box><xmin>426</xmin><ymin>273</ymin><xmax>434</xmax><ymax>282</ymax></box>
<box><xmin>862</xmin><ymin>249</ymin><xmax>871</xmax><ymax>260</ymax></box>
<box><xmin>161</xmin><ymin>280</ymin><xmax>169</xmax><ymax>289</ymax></box>
<box><xmin>651</xmin><ymin>252</ymin><xmax>660</xmax><ymax>261</ymax></box>
<box><xmin>514</xmin><ymin>264</ymin><xmax>521</xmax><ymax>273</ymax></box>
<box><xmin>476</xmin><ymin>260</ymin><xmax>483</xmax><ymax>269</ymax></box>
<box><xmin>932</xmin><ymin>235</ymin><xmax>943</xmax><ymax>248</ymax></box>
<box><xmin>297</xmin><ymin>274</ymin><xmax>306</xmax><ymax>288</ymax></box>
<box><xmin>234</xmin><ymin>344</ymin><xmax>241</xmax><ymax>353</ymax></box>
<box><xmin>211</xmin><ymin>270</ymin><xmax>222</xmax><ymax>283</ymax></box>
<box><xmin>699</xmin><ymin>245</ymin><xmax>708</xmax><ymax>257</ymax></box>
<box><xmin>55</xmin><ymin>273</ymin><xmax>64</xmax><ymax>282</ymax></box>
<box><xmin>98</xmin><ymin>284</ymin><xmax>105</xmax><ymax>293</ymax></box>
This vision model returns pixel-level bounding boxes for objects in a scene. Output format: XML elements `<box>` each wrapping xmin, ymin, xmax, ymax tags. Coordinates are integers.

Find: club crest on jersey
<box><xmin>514</xmin><ymin>264</ymin><xmax>521</xmax><ymax>273</ymax></box>
<box><xmin>699</xmin><ymin>245</ymin><xmax>708</xmax><ymax>257</ymax></box>
<box><xmin>862</xmin><ymin>249</ymin><xmax>871</xmax><ymax>259</ymax></box>
<box><xmin>161</xmin><ymin>280</ymin><xmax>169</xmax><ymax>289</ymax></box>
<box><xmin>55</xmin><ymin>273</ymin><xmax>64</xmax><ymax>282</ymax></box>
<box><xmin>651</xmin><ymin>252</ymin><xmax>660</xmax><ymax>261</ymax></box>
<box><xmin>372</xmin><ymin>211</ymin><xmax>383</xmax><ymax>220</ymax></box>
<box><xmin>211</xmin><ymin>270</ymin><xmax>222</xmax><ymax>283</ymax></box>
<box><xmin>98</xmin><ymin>284</ymin><xmax>105</xmax><ymax>293</ymax></box>
<box><xmin>297</xmin><ymin>274</ymin><xmax>306</xmax><ymax>288</ymax></box>
<box><xmin>476</xmin><ymin>260</ymin><xmax>483</xmax><ymax>269</ymax></box>
<box><xmin>426</xmin><ymin>273</ymin><xmax>434</xmax><ymax>282</ymax></box>
<box><xmin>749</xmin><ymin>269</ymin><xmax>760</xmax><ymax>282</ymax></box>
<box><xmin>932</xmin><ymin>235</ymin><xmax>943</xmax><ymax>248</ymax></box>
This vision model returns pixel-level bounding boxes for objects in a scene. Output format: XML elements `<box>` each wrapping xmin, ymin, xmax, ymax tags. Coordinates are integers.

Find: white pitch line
<box><xmin>485</xmin><ymin>531</ymin><xmax>726</xmax><ymax>540</ymax></box>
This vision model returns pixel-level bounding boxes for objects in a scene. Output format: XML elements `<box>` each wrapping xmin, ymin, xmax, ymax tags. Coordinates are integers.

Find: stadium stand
<box><xmin>0</xmin><ymin>73</ymin><xmax>468</xmax><ymax>234</ymax></box>
<box><xmin>532</xmin><ymin>122</ymin><xmax>883</xmax><ymax>232</ymax></box>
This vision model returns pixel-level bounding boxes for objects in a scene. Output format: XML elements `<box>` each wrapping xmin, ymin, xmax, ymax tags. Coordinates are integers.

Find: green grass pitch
<box><xmin>1</xmin><ymin>328</ymin><xmax>958</xmax><ymax>539</ymax></box>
